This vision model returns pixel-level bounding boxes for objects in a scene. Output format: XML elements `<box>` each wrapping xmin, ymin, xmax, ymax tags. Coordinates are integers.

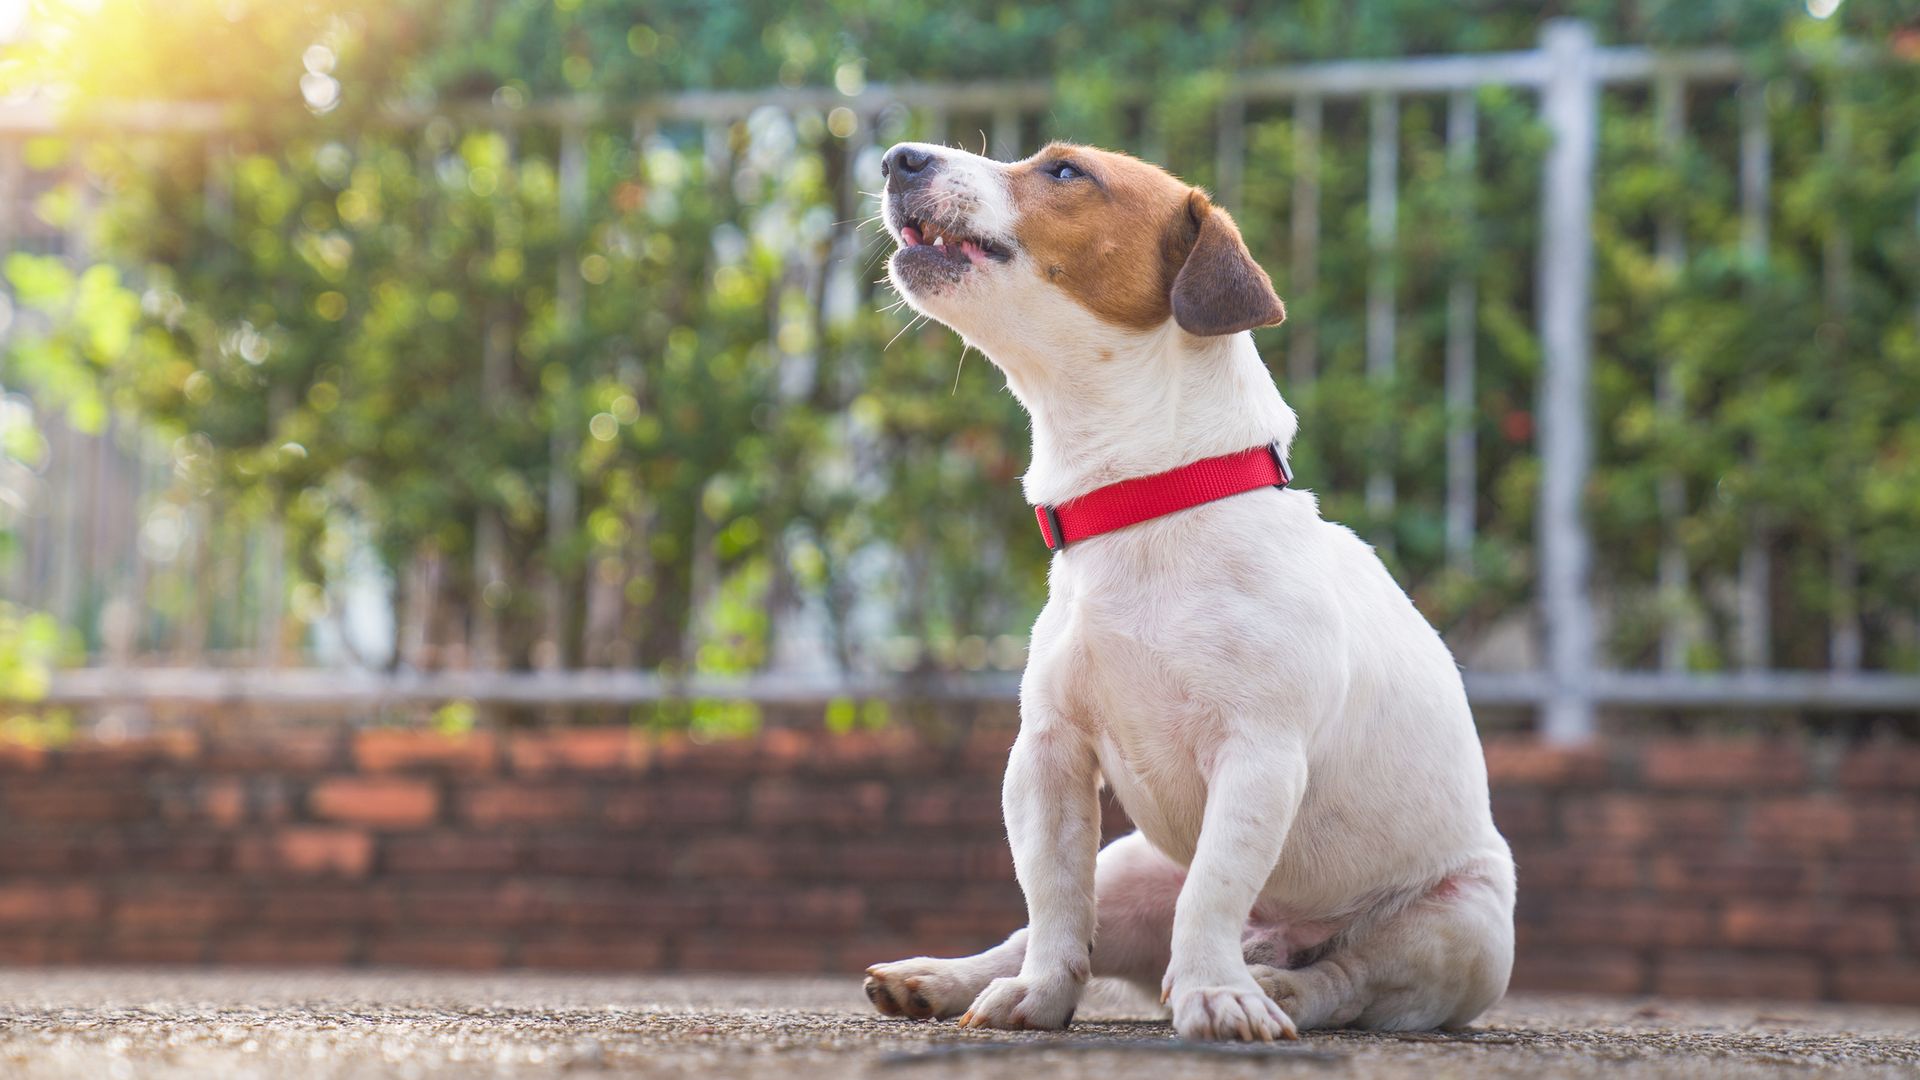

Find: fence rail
<box><xmin>9</xmin><ymin>20</ymin><xmax>1920</xmax><ymax>736</ymax></box>
<box><xmin>37</xmin><ymin>666</ymin><xmax>1920</xmax><ymax>714</ymax></box>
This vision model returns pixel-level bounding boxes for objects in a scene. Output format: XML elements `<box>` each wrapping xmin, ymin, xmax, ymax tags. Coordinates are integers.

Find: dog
<box><xmin>861</xmin><ymin>141</ymin><xmax>1515</xmax><ymax>1042</ymax></box>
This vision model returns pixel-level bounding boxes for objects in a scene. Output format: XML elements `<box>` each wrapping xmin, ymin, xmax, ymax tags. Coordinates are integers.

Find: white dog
<box><xmin>861</xmin><ymin>142</ymin><xmax>1514</xmax><ymax>1042</ymax></box>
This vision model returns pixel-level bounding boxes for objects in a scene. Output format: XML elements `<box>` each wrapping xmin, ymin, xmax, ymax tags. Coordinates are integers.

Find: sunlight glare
<box><xmin>0</xmin><ymin>0</ymin><xmax>26</xmax><ymax>42</ymax></box>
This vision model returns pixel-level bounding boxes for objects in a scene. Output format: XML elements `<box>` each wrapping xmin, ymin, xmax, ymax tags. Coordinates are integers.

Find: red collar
<box><xmin>1033</xmin><ymin>443</ymin><xmax>1291</xmax><ymax>552</ymax></box>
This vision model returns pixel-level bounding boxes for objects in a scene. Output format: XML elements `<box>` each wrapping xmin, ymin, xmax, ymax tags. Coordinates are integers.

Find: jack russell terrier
<box><xmin>861</xmin><ymin>141</ymin><xmax>1514</xmax><ymax>1041</ymax></box>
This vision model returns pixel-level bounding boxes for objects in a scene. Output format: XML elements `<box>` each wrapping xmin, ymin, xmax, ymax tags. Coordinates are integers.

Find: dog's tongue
<box><xmin>961</xmin><ymin>239</ymin><xmax>987</xmax><ymax>265</ymax></box>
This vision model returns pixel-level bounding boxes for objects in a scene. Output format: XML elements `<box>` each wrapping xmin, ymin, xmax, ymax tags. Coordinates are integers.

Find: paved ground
<box><xmin>0</xmin><ymin>970</ymin><xmax>1915</xmax><ymax>1079</ymax></box>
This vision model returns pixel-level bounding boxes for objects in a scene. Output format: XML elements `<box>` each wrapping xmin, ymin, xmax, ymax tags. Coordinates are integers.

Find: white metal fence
<box><xmin>8</xmin><ymin>20</ymin><xmax>1918</xmax><ymax>738</ymax></box>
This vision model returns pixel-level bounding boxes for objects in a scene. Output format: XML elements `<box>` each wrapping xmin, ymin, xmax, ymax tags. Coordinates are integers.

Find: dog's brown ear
<box><xmin>1170</xmin><ymin>190</ymin><xmax>1286</xmax><ymax>337</ymax></box>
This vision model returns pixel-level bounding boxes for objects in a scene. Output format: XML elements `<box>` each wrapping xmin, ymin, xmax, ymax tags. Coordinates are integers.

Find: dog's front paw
<box><xmin>958</xmin><ymin>974</ymin><xmax>1082</xmax><ymax>1031</ymax></box>
<box><xmin>864</xmin><ymin>957</ymin><xmax>986</xmax><ymax>1020</ymax></box>
<box><xmin>1165</xmin><ymin>975</ymin><xmax>1298</xmax><ymax>1042</ymax></box>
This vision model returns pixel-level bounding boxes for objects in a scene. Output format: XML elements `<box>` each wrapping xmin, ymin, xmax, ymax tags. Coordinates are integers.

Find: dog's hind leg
<box><xmin>864</xmin><ymin>831</ymin><xmax>1186</xmax><ymax>1019</ymax></box>
<box><xmin>1249</xmin><ymin>861</ymin><xmax>1514</xmax><ymax>1032</ymax></box>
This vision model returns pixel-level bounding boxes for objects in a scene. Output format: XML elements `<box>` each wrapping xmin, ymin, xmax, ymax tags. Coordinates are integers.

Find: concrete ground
<box><xmin>0</xmin><ymin>970</ymin><xmax>1915</xmax><ymax>1079</ymax></box>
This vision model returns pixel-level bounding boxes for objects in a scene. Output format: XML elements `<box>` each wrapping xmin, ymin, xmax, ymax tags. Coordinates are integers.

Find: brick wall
<box><xmin>0</xmin><ymin>710</ymin><xmax>1913</xmax><ymax>1004</ymax></box>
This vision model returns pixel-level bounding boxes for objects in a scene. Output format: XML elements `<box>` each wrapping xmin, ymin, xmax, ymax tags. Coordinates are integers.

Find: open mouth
<box><xmin>897</xmin><ymin>218</ymin><xmax>1012</xmax><ymax>267</ymax></box>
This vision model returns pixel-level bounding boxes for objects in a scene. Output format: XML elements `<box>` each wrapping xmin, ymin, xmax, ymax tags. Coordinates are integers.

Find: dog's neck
<box><xmin>985</xmin><ymin>325</ymin><xmax>1298</xmax><ymax>509</ymax></box>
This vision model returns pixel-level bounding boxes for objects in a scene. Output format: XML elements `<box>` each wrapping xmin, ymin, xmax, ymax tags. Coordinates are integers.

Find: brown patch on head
<box><xmin>1006</xmin><ymin>143</ymin><xmax>1285</xmax><ymax>336</ymax></box>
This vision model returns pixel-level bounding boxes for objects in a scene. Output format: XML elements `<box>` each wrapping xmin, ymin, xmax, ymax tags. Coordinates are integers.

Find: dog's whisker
<box><xmin>882</xmin><ymin>314</ymin><xmax>922</xmax><ymax>353</ymax></box>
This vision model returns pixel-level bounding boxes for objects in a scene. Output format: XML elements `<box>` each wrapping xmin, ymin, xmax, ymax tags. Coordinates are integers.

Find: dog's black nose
<box><xmin>882</xmin><ymin>144</ymin><xmax>936</xmax><ymax>192</ymax></box>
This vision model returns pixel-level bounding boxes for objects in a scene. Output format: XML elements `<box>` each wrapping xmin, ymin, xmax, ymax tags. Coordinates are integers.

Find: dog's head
<box><xmin>881</xmin><ymin>141</ymin><xmax>1284</xmax><ymax>357</ymax></box>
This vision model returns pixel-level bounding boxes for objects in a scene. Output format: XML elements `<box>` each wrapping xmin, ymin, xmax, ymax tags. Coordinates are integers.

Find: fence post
<box><xmin>1365</xmin><ymin>92</ymin><xmax>1399</xmax><ymax>534</ymax></box>
<box><xmin>1287</xmin><ymin>94</ymin><xmax>1322</xmax><ymax>387</ymax></box>
<box><xmin>1537</xmin><ymin>20</ymin><xmax>1599</xmax><ymax>743</ymax></box>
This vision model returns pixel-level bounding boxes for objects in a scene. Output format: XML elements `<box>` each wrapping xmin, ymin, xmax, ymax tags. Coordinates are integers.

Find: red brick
<box><xmin>678</xmin><ymin>932</ymin><xmax>826</xmax><ymax>973</ymax></box>
<box><xmin>1830</xmin><ymin>860</ymin><xmax>1920</xmax><ymax>900</ymax></box>
<box><xmin>804</xmin><ymin>729</ymin><xmax>943</xmax><ymax>776</ymax></box>
<box><xmin>1489</xmin><ymin>791</ymin><xmax>1553</xmax><ymax>839</ymax></box>
<box><xmin>203</xmin><ymin>731</ymin><xmax>341</xmax><ymax>772</ymax></box>
<box><xmin>215</xmin><ymin>930</ymin><xmax>358</xmax><ymax>966</ymax></box>
<box><xmin>1747</xmin><ymin>796</ymin><xmax>1855</xmax><ymax>851</ymax></box>
<box><xmin>0</xmin><ymin>883</ymin><xmax>101</xmax><ymax>923</ymax></box>
<box><xmin>1483</xmin><ymin>740</ymin><xmax>1608</xmax><ymax>786</ymax></box>
<box><xmin>0</xmin><ymin>743</ymin><xmax>48</xmax><ymax>771</ymax></box>
<box><xmin>385</xmin><ymin>832</ymin><xmax>522</xmax><ymax>874</ymax></box>
<box><xmin>543</xmin><ymin>888</ymin><xmax>710</xmax><ymax>931</ymax></box>
<box><xmin>113</xmin><ymin>885</ymin><xmax>248</xmax><ymax>929</ymax></box>
<box><xmin>59</xmin><ymin>731</ymin><xmax>201</xmax><ymax>770</ymax></box>
<box><xmin>960</xmin><ymin>725</ymin><xmax>1017</xmax><ymax>771</ymax></box>
<box><xmin>1851</xmin><ymin>799</ymin><xmax>1920</xmax><ymax>848</ymax></box>
<box><xmin>965</xmin><ymin>842</ymin><xmax>1017</xmax><ymax>881</ymax></box>
<box><xmin>101</xmin><ymin>934</ymin><xmax>207</xmax><ymax>964</ymax></box>
<box><xmin>528</xmin><ymin>836</ymin><xmax>666</xmax><ymax>877</ymax></box>
<box><xmin>509</xmin><ymin>728</ymin><xmax>650</xmax><ymax>774</ymax></box>
<box><xmin>0</xmin><ymin>835</ymin><xmax>85</xmax><ymax>873</ymax></box>
<box><xmin>717</xmin><ymin>887</ymin><xmax>865</xmax><ymax>931</ymax></box>
<box><xmin>460</xmin><ymin>783</ymin><xmax>590</xmax><ymax>826</ymax></box>
<box><xmin>1649</xmin><ymin>853</ymin><xmax>1810</xmax><ymax>896</ymax></box>
<box><xmin>652</xmin><ymin>734</ymin><xmax>761</xmax><ymax>776</ymax></box>
<box><xmin>1641</xmin><ymin>741</ymin><xmax>1806</xmax><ymax>789</ymax></box>
<box><xmin>252</xmin><ymin>884</ymin><xmax>400</xmax><ymax>927</ymax></box>
<box><xmin>1561</xmin><ymin>794</ymin><xmax>1729</xmax><ymax>849</ymax></box>
<box><xmin>896</xmin><ymin>784</ymin><xmax>1002</xmax><ymax>828</ymax></box>
<box><xmin>122</xmin><ymin>832</ymin><xmax>227</xmax><ymax>873</ymax></box>
<box><xmin>1836</xmin><ymin>744</ymin><xmax>1920</xmax><ymax>790</ymax></box>
<box><xmin>0</xmin><ymin>935</ymin><xmax>94</xmax><ymax>964</ymax></box>
<box><xmin>1513</xmin><ymin>850</ymin><xmax>1589</xmax><ymax>890</ymax></box>
<box><xmin>1720</xmin><ymin>901</ymin><xmax>1899</xmax><ymax>955</ymax></box>
<box><xmin>3</xmin><ymin>782</ymin><xmax>150</xmax><ymax>823</ymax></box>
<box><xmin>520</xmin><ymin>932</ymin><xmax>664</xmax><ymax>970</ymax></box>
<box><xmin>201</xmin><ymin>778</ymin><xmax>248</xmax><ymax>827</ymax></box>
<box><xmin>369</xmin><ymin>934</ymin><xmax>506</xmax><ymax>970</ymax></box>
<box><xmin>1540</xmin><ymin>897</ymin><xmax>1716</xmax><ymax>949</ymax></box>
<box><xmin>831</xmin><ymin>934</ymin><xmax>994</xmax><ymax>974</ymax></box>
<box><xmin>274</xmin><ymin>826</ymin><xmax>374</xmax><ymax>876</ymax></box>
<box><xmin>354</xmin><ymin>730</ymin><xmax>498</xmax><ymax>774</ymax></box>
<box><xmin>1510</xmin><ymin>947</ymin><xmax>1646</xmax><ymax>994</ymax></box>
<box><xmin>748</xmin><ymin>778</ymin><xmax>889</xmax><ymax>828</ymax></box>
<box><xmin>1832</xmin><ymin>962</ymin><xmax>1920</xmax><ymax>1005</ymax></box>
<box><xmin>603</xmin><ymin>785</ymin><xmax>738</xmax><ymax>827</ymax></box>
<box><xmin>677</xmin><ymin>836</ymin><xmax>779</xmax><ymax>879</ymax></box>
<box><xmin>1654</xmin><ymin>951</ymin><xmax>1823</xmax><ymax>1000</ymax></box>
<box><xmin>309</xmin><ymin>776</ymin><xmax>438</xmax><ymax>828</ymax></box>
<box><xmin>395</xmin><ymin>882</ymin><xmax>537</xmax><ymax>928</ymax></box>
<box><xmin>837</xmin><ymin>840</ymin><xmax>968</xmax><ymax>880</ymax></box>
<box><xmin>910</xmin><ymin>910</ymin><xmax>1021</xmax><ymax>942</ymax></box>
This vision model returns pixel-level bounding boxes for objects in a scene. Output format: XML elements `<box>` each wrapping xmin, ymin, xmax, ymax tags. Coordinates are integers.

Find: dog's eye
<box><xmin>1044</xmin><ymin>160</ymin><xmax>1085</xmax><ymax>181</ymax></box>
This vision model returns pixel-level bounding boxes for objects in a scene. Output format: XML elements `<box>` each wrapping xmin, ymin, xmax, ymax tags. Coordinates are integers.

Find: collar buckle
<box><xmin>1038</xmin><ymin>504</ymin><xmax>1067</xmax><ymax>552</ymax></box>
<box><xmin>1266</xmin><ymin>441</ymin><xmax>1292</xmax><ymax>487</ymax></box>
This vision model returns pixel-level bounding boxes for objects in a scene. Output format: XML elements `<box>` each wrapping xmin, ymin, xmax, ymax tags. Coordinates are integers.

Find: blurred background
<box><xmin>0</xmin><ymin>0</ymin><xmax>1913</xmax><ymax>1003</ymax></box>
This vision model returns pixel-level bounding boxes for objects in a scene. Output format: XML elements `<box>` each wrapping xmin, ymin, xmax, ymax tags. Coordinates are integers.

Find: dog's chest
<box><xmin>1037</xmin><ymin>586</ymin><xmax>1221</xmax><ymax>862</ymax></box>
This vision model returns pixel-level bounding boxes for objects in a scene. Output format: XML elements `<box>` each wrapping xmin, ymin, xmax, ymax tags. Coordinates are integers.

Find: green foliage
<box><xmin>0</xmin><ymin>600</ymin><xmax>77</xmax><ymax>749</ymax></box>
<box><xmin>2</xmin><ymin>0</ymin><xmax>1916</xmax><ymax>678</ymax></box>
<box><xmin>0</xmin><ymin>602</ymin><xmax>65</xmax><ymax>702</ymax></box>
